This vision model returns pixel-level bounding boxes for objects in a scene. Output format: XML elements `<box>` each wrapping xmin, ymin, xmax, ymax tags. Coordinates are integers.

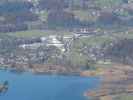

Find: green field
<box><xmin>5</xmin><ymin>30</ymin><xmax>73</xmax><ymax>38</ymax></box>
<box><xmin>73</xmin><ymin>35</ymin><xmax>114</xmax><ymax>49</ymax></box>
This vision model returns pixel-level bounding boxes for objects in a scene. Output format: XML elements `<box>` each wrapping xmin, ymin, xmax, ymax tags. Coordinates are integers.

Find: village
<box><xmin>0</xmin><ymin>28</ymin><xmax>105</xmax><ymax>74</ymax></box>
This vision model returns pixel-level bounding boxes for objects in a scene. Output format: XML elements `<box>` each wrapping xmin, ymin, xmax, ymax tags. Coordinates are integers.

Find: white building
<box><xmin>19</xmin><ymin>43</ymin><xmax>43</xmax><ymax>49</ymax></box>
<box><xmin>47</xmin><ymin>35</ymin><xmax>65</xmax><ymax>52</ymax></box>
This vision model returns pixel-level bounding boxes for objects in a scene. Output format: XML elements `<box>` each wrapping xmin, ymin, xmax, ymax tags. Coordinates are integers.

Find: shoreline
<box><xmin>0</xmin><ymin>64</ymin><xmax>84</xmax><ymax>77</ymax></box>
<box><xmin>84</xmin><ymin>64</ymin><xmax>133</xmax><ymax>100</ymax></box>
<box><xmin>0</xmin><ymin>63</ymin><xmax>106</xmax><ymax>77</ymax></box>
<box><xmin>0</xmin><ymin>64</ymin><xmax>102</xmax><ymax>99</ymax></box>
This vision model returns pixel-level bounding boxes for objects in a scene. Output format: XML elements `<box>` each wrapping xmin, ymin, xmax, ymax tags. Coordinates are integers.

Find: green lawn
<box><xmin>6</xmin><ymin>30</ymin><xmax>73</xmax><ymax>38</ymax></box>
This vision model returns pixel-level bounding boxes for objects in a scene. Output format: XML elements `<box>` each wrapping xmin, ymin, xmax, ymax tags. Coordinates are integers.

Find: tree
<box><xmin>0</xmin><ymin>1</ymin><xmax>34</xmax><ymax>15</ymax></box>
<box><xmin>38</xmin><ymin>0</ymin><xmax>68</xmax><ymax>10</ymax></box>
<box><xmin>98</xmin><ymin>11</ymin><xmax>121</xmax><ymax>26</ymax></box>
<box><xmin>47</xmin><ymin>11</ymin><xmax>80</xmax><ymax>28</ymax></box>
<box><xmin>0</xmin><ymin>1</ymin><xmax>38</xmax><ymax>24</ymax></box>
<box><xmin>105</xmin><ymin>39</ymin><xmax>133</xmax><ymax>65</ymax></box>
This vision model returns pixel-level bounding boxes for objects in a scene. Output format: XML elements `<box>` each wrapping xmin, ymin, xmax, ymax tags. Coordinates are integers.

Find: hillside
<box><xmin>0</xmin><ymin>1</ymin><xmax>133</xmax><ymax>99</ymax></box>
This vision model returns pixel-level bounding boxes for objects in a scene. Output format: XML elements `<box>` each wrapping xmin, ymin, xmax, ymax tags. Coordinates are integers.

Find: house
<box><xmin>75</xmin><ymin>28</ymin><xmax>99</xmax><ymax>36</ymax></box>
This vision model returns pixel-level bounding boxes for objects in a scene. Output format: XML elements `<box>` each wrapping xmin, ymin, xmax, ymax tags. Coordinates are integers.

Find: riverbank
<box><xmin>0</xmin><ymin>61</ymin><xmax>109</xmax><ymax>77</ymax></box>
<box><xmin>84</xmin><ymin>64</ymin><xmax>133</xmax><ymax>100</ymax></box>
<box><xmin>0</xmin><ymin>63</ymin><xmax>82</xmax><ymax>76</ymax></box>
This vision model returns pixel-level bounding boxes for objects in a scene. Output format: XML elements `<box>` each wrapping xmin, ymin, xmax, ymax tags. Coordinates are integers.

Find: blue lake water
<box><xmin>0</xmin><ymin>70</ymin><xmax>100</xmax><ymax>100</ymax></box>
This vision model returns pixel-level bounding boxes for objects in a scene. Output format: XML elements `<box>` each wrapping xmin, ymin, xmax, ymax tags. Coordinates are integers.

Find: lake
<box><xmin>0</xmin><ymin>70</ymin><xmax>100</xmax><ymax>100</ymax></box>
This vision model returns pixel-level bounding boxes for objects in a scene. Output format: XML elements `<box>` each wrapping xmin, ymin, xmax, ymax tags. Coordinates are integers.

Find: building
<box><xmin>75</xmin><ymin>28</ymin><xmax>99</xmax><ymax>36</ymax></box>
<box><xmin>46</xmin><ymin>35</ymin><xmax>65</xmax><ymax>52</ymax></box>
